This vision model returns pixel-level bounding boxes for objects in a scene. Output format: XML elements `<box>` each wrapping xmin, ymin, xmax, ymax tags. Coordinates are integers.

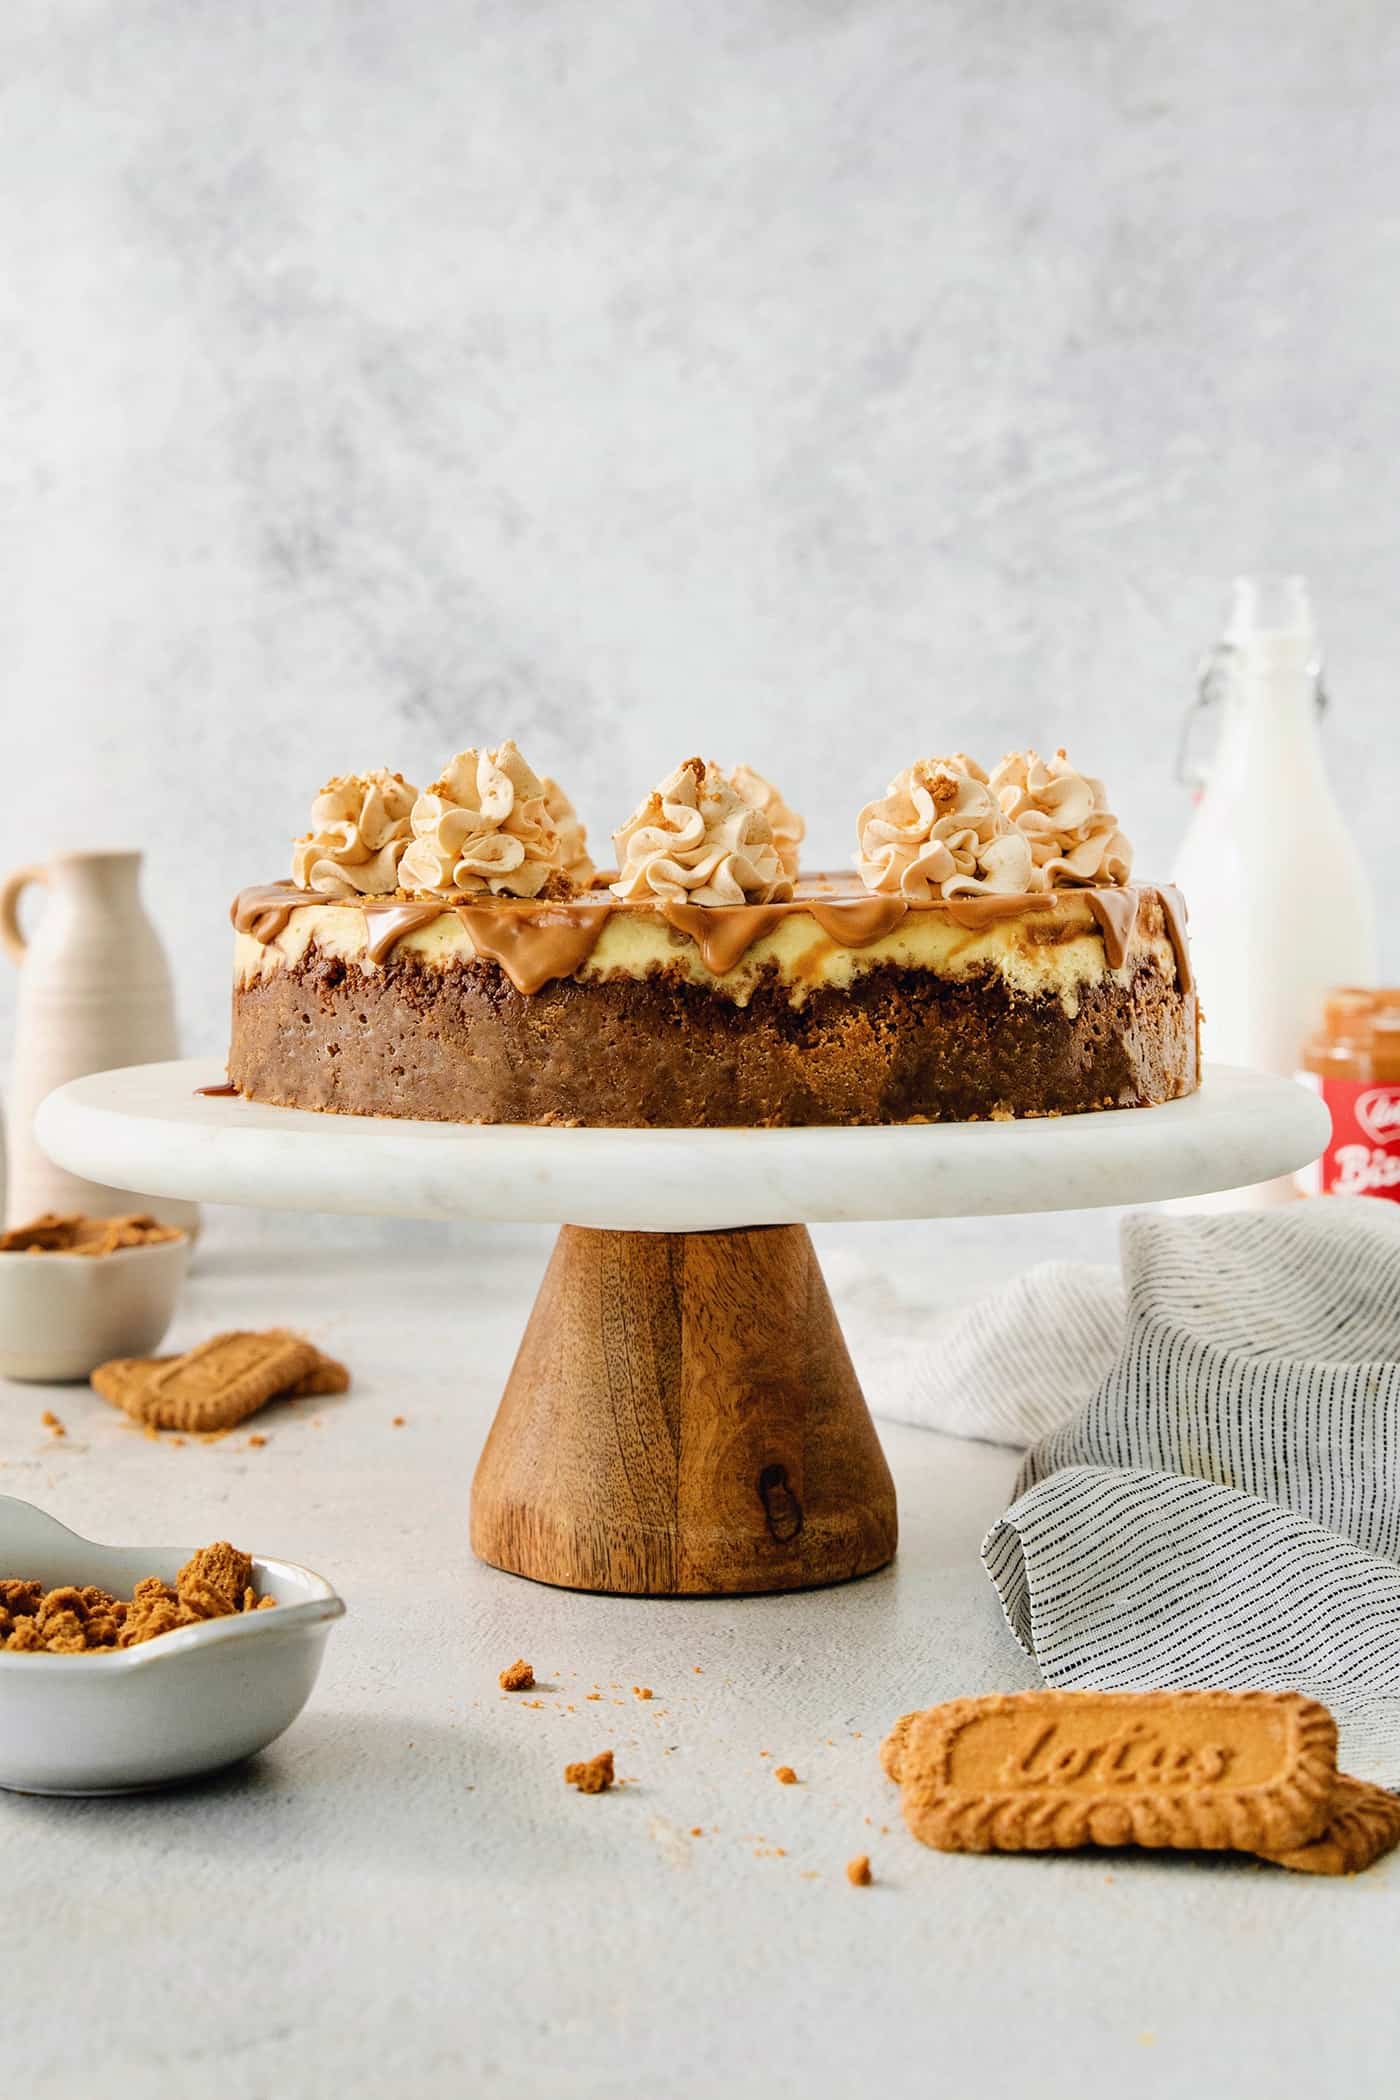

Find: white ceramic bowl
<box><xmin>0</xmin><ymin>1497</ymin><xmax>345</xmax><ymax>1794</ymax></box>
<box><xmin>0</xmin><ymin>1232</ymin><xmax>190</xmax><ymax>1382</ymax></box>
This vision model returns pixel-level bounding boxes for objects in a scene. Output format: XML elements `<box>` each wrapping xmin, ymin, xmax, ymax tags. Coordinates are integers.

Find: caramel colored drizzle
<box><xmin>361</xmin><ymin>902</ymin><xmax>450</xmax><ymax>966</ymax></box>
<box><xmin>1154</xmin><ymin>884</ymin><xmax>1194</xmax><ymax>995</ymax></box>
<box><xmin>660</xmin><ymin>903</ymin><xmax>789</xmax><ymax>975</ymax></box>
<box><xmin>456</xmin><ymin>904</ymin><xmax>613</xmax><ymax>995</ymax></box>
<box><xmin>195</xmin><ymin>1081</ymin><xmax>238</xmax><ymax>1097</ymax></box>
<box><xmin>806</xmin><ymin>897</ymin><xmax>909</xmax><ymax>947</ymax></box>
<box><xmin>231</xmin><ymin>885</ymin><xmax>302</xmax><ymax>943</ymax></box>
<box><xmin>941</xmin><ymin>893</ymin><xmax>1058</xmax><ymax>933</ymax></box>
<box><xmin>229</xmin><ymin>879</ymin><xmax>1183</xmax><ymax>992</ymax></box>
<box><xmin>1082</xmin><ymin>887</ymin><xmax>1141</xmax><ymax>970</ymax></box>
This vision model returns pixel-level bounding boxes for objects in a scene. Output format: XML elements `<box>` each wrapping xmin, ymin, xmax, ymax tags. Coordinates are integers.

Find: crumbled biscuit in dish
<box><xmin>178</xmin><ymin>1574</ymin><xmax>237</xmax><ymax>1621</ymax></box>
<box><xmin>178</xmin><ymin>1542</ymin><xmax>254</xmax><ymax>1611</ymax></box>
<box><xmin>0</xmin><ymin>1212</ymin><xmax>184</xmax><ymax>1256</ymax></box>
<box><xmin>2</xmin><ymin>1544</ymin><xmax>272</xmax><ymax>1653</ymax></box>
<box><xmin>564</xmin><ymin>1751</ymin><xmax>615</xmax><ymax>1794</ymax></box>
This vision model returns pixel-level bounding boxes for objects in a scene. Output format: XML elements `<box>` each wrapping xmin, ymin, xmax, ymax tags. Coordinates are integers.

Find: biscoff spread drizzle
<box><xmin>231</xmin><ymin>879</ymin><xmax>1186</xmax><ymax>995</ymax></box>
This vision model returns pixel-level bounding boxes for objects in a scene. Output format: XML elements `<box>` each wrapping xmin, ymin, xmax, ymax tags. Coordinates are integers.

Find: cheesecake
<box><xmin>225</xmin><ymin>744</ymin><xmax>1198</xmax><ymax>1128</ymax></box>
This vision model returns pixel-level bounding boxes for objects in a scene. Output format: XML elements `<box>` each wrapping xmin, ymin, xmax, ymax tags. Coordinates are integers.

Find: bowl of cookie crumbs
<box><xmin>0</xmin><ymin>1212</ymin><xmax>190</xmax><ymax>1382</ymax></box>
<box><xmin>0</xmin><ymin>1495</ymin><xmax>344</xmax><ymax>1794</ymax></box>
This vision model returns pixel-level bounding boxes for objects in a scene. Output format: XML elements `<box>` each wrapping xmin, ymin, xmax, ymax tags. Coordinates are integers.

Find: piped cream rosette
<box><xmin>611</xmin><ymin>757</ymin><xmax>794</xmax><ymax>906</ymax></box>
<box><xmin>727</xmin><ymin>764</ymin><xmax>804</xmax><ymax>883</ymax></box>
<box><xmin>541</xmin><ymin>776</ymin><xmax>595</xmax><ymax>888</ymax></box>
<box><xmin>292</xmin><ymin>770</ymin><xmax>419</xmax><ymax>896</ymax></box>
<box><xmin>989</xmin><ymin>748</ymin><xmax>1132</xmax><ymax>886</ymax></box>
<box><xmin>855</xmin><ymin>754</ymin><xmax>1034</xmax><ymax>900</ymax></box>
<box><xmin>399</xmin><ymin>740</ymin><xmax>578</xmax><ymax>900</ymax></box>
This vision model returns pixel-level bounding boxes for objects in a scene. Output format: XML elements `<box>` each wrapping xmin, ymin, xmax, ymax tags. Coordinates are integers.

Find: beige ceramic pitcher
<box><xmin>0</xmin><ymin>851</ymin><xmax>197</xmax><ymax>1230</ymax></box>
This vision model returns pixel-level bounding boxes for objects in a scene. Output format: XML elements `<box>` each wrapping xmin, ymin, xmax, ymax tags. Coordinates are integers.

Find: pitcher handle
<box><xmin>0</xmin><ymin>864</ymin><xmax>47</xmax><ymax>963</ymax></box>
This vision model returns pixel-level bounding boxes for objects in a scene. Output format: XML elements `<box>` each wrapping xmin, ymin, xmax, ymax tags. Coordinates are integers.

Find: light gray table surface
<box><xmin>0</xmin><ymin>1210</ymin><xmax>1391</xmax><ymax>2100</ymax></box>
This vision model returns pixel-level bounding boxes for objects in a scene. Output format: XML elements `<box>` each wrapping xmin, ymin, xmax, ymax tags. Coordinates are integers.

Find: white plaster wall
<box><xmin>2</xmin><ymin>0</ymin><xmax>1398</xmax><ymax>1059</ymax></box>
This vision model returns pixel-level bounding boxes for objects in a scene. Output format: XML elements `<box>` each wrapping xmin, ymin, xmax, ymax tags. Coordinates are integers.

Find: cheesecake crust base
<box><xmin>228</xmin><ymin>950</ymin><xmax>1198</xmax><ymax>1129</ymax></box>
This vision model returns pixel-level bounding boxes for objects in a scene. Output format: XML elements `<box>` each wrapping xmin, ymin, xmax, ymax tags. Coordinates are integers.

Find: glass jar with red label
<box><xmin>1298</xmin><ymin>990</ymin><xmax>1400</xmax><ymax>1199</ymax></box>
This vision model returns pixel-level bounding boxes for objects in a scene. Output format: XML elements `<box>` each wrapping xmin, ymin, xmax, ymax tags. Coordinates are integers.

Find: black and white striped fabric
<box><xmin>980</xmin><ymin>1201</ymin><xmax>1400</xmax><ymax>1782</ymax></box>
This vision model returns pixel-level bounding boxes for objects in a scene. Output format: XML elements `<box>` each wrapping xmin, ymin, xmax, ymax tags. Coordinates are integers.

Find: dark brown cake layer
<box><xmin>228</xmin><ymin>952</ymin><xmax>1198</xmax><ymax>1128</ymax></box>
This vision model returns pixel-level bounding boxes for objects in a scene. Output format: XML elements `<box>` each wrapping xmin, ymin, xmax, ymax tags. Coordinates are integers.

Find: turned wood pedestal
<box><xmin>469</xmin><ymin>1224</ymin><xmax>898</xmax><ymax>1595</ymax></box>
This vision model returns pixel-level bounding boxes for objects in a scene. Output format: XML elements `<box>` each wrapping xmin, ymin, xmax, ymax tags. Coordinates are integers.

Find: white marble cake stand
<box><xmin>38</xmin><ymin>1060</ymin><xmax>1328</xmax><ymax>1599</ymax></box>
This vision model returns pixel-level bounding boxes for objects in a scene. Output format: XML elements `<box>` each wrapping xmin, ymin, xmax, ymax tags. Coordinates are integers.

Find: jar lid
<box><xmin>1320</xmin><ymin>988</ymin><xmax>1379</xmax><ymax>1038</ymax></box>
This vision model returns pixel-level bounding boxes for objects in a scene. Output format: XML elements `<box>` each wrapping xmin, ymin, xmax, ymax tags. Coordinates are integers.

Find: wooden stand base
<box><xmin>470</xmin><ymin>1224</ymin><xmax>898</xmax><ymax>1595</ymax></box>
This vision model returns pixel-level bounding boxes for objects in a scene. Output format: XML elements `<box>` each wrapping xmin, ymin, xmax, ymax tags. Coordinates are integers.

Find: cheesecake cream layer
<box><xmin>232</xmin><ymin>881</ymin><xmax>1187</xmax><ymax>1015</ymax></box>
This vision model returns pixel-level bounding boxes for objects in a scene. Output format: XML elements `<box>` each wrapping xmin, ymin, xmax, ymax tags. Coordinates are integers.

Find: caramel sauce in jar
<box><xmin>1298</xmin><ymin>989</ymin><xmax>1400</xmax><ymax>1198</ymax></box>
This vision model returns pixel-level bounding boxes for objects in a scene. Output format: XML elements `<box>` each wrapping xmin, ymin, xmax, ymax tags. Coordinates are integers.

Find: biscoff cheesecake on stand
<box><xmin>227</xmin><ymin>742</ymin><xmax>1197</xmax><ymax>1128</ymax></box>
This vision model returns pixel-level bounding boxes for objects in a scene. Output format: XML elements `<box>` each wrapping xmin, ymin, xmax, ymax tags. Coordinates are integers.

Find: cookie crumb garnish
<box><xmin>0</xmin><ymin>1540</ymin><xmax>271</xmax><ymax>1652</ymax></box>
<box><xmin>565</xmin><ymin>1751</ymin><xmax>615</xmax><ymax>1794</ymax></box>
<box><xmin>774</xmin><ymin>1765</ymin><xmax>798</xmax><ymax>1785</ymax></box>
<box><xmin>499</xmin><ymin>1658</ymin><xmax>535</xmax><ymax>1691</ymax></box>
<box><xmin>633</xmin><ymin>1685</ymin><xmax>653</xmax><ymax>1700</ymax></box>
<box><xmin>40</xmin><ymin>1410</ymin><xmax>65</xmax><ymax>1437</ymax></box>
<box><xmin>1</xmin><ymin>1212</ymin><xmax>183</xmax><ymax>1256</ymax></box>
<box><xmin>846</xmin><ymin>1854</ymin><xmax>872</xmax><ymax>1886</ymax></box>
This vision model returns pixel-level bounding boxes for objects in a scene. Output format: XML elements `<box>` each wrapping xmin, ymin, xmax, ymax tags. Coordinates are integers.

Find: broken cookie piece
<box><xmin>92</xmin><ymin>1332</ymin><xmax>348</xmax><ymax>1433</ymax></box>
<box><xmin>565</xmin><ymin>1751</ymin><xmax>615</xmax><ymax>1794</ymax></box>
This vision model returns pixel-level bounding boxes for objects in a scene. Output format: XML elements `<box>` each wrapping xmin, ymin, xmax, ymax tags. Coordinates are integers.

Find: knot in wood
<box><xmin>757</xmin><ymin>1463</ymin><xmax>803</xmax><ymax>1544</ymax></box>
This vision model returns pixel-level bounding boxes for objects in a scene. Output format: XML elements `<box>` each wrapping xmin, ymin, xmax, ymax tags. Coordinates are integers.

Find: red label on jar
<box><xmin>1297</xmin><ymin>1076</ymin><xmax>1400</xmax><ymax>1199</ymax></box>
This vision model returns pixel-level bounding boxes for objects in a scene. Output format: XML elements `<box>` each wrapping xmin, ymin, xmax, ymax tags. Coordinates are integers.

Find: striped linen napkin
<box><xmin>847</xmin><ymin>1198</ymin><xmax>1400</xmax><ymax>1784</ymax></box>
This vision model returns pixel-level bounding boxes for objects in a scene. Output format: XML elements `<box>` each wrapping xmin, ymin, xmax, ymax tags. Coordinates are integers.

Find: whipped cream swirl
<box><xmin>292</xmin><ymin>770</ymin><xmax>419</xmax><ymax>896</ymax></box>
<box><xmin>990</xmin><ymin>748</ymin><xmax>1133</xmax><ymax>886</ymax></box>
<box><xmin>399</xmin><ymin>741</ymin><xmax>573</xmax><ymax>900</ymax></box>
<box><xmin>729</xmin><ymin>764</ymin><xmax>804</xmax><ymax>882</ymax></box>
<box><xmin>541</xmin><ymin>776</ymin><xmax>596</xmax><ymax>888</ymax></box>
<box><xmin>855</xmin><ymin>754</ymin><xmax>1034</xmax><ymax>899</ymax></box>
<box><xmin>611</xmin><ymin>757</ymin><xmax>794</xmax><ymax>906</ymax></box>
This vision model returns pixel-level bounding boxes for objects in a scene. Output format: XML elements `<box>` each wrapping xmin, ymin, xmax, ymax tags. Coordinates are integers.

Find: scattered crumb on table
<box><xmin>846</xmin><ymin>1855</ymin><xmax>872</xmax><ymax>1886</ymax></box>
<box><xmin>774</xmin><ymin>1765</ymin><xmax>798</xmax><ymax>1785</ymax></box>
<box><xmin>499</xmin><ymin>1659</ymin><xmax>535</xmax><ymax>1691</ymax></box>
<box><xmin>565</xmin><ymin>1751</ymin><xmax>615</xmax><ymax>1794</ymax></box>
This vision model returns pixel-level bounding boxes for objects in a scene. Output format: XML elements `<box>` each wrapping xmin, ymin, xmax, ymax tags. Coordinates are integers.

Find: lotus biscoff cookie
<box><xmin>1255</xmin><ymin>1774</ymin><xmax>1400</xmax><ymax>1877</ymax></box>
<box><xmin>92</xmin><ymin>1332</ymin><xmax>349</xmax><ymax>1431</ymax></box>
<box><xmin>890</xmin><ymin>1689</ymin><xmax>1338</xmax><ymax>1857</ymax></box>
<box><xmin>98</xmin><ymin>1331</ymin><xmax>316</xmax><ymax>1432</ymax></box>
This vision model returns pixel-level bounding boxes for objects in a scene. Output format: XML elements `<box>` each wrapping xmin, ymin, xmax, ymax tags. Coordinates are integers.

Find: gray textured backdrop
<box><xmin>3</xmin><ymin>0</ymin><xmax>1398</xmax><ymax>1057</ymax></box>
